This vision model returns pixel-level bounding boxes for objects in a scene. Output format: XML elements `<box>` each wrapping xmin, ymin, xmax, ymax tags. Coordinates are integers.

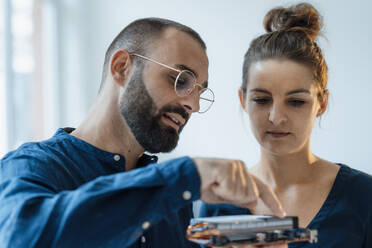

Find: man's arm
<box><xmin>0</xmin><ymin>155</ymin><xmax>200</xmax><ymax>247</ymax></box>
<box><xmin>0</xmin><ymin>154</ymin><xmax>285</xmax><ymax>247</ymax></box>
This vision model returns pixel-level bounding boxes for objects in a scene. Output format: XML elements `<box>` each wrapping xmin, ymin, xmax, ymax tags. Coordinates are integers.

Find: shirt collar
<box><xmin>55</xmin><ymin>128</ymin><xmax>158</xmax><ymax>169</ymax></box>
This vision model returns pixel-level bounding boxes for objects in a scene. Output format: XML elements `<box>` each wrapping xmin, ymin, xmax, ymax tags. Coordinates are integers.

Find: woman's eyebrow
<box><xmin>249</xmin><ymin>88</ymin><xmax>311</xmax><ymax>95</ymax></box>
<box><xmin>250</xmin><ymin>88</ymin><xmax>271</xmax><ymax>95</ymax></box>
<box><xmin>286</xmin><ymin>89</ymin><xmax>311</xmax><ymax>95</ymax></box>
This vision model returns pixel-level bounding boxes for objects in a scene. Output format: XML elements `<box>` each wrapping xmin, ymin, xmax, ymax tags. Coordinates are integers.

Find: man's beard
<box><xmin>119</xmin><ymin>65</ymin><xmax>189</xmax><ymax>153</ymax></box>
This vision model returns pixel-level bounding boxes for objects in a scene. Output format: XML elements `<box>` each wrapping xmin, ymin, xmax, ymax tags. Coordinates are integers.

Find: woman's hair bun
<box><xmin>263</xmin><ymin>3</ymin><xmax>322</xmax><ymax>41</ymax></box>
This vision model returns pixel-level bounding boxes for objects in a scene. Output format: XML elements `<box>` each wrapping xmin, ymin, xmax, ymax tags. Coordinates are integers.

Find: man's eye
<box><xmin>288</xmin><ymin>99</ymin><xmax>306</xmax><ymax>107</ymax></box>
<box><xmin>169</xmin><ymin>75</ymin><xmax>177</xmax><ymax>85</ymax></box>
<box><xmin>177</xmin><ymin>79</ymin><xmax>187</xmax><ymax>87</ymax></box>
<box><xmin>253</xmin><ymin>98</ymin><xmax>270</xmax><ymax>105</ymax></box>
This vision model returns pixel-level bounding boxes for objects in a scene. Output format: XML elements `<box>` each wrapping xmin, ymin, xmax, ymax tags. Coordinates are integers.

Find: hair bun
<box><xmin>263</xmin><ymin>3</ymin><xmax>322</xmax><ymax>41</ymax></box>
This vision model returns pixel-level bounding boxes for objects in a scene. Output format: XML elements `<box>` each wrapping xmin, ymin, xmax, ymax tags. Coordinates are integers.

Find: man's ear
<box><xmin>238</xmin><ymin>88</ymin><xmax>248</xmax><ymax>112</ymax></box>
<box><xmin>317</xmin><ymin>89</ymin><xmax>329</xmax><ymax>117</ymax></box>
<box><xmin>110</xmin><ymin>49</ymin><xmax>133</xmax><ymax>87</ymax></box>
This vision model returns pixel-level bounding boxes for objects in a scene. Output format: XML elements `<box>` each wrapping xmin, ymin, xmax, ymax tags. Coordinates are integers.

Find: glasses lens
<box><xmin>175</xmin><ymin>70</ymin><xmax>195</xmax><ymax>97</ymax></box>
<box><xmin>199</xmin><ymin>88</ymin><xmax>215</xmax><ymax>113</ymax></box>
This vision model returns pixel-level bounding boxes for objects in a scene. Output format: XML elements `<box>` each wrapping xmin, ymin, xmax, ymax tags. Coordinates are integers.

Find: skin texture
<box><xmin>238</xmin><ymin>59</ymin><xmax>339</xmax><ymax>232</ymax></box>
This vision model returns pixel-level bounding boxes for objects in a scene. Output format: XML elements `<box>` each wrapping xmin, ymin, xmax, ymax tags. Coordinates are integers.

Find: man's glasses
<box><xmin>131</xmin><ymin>53</ymin><xmax>215</xmax><ymax>113</ymax></box>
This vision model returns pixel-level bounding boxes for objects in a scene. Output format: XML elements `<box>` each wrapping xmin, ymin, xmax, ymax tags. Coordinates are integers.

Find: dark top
<box><xmin>200</xmin><ymin>164</ymin><xmax>372</xmax><ymax>247</ymax></box>
<box><xmin>0</xmin><ymin>128</ymin><xmax>202</xmax><ymax>248</ymax></box>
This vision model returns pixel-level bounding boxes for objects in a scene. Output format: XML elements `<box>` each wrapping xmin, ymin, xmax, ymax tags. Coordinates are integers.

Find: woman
<box><xmin>200</xmin><ymin>3</ymin><xmax>372</xmax><ymax>247</ymax></box>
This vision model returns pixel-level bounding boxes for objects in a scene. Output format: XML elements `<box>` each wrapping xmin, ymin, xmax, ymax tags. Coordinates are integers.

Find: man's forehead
<box><xmin>148</xmin><ymin>28</ymin><xmax>209</xmax><ymax>77</ymax></box>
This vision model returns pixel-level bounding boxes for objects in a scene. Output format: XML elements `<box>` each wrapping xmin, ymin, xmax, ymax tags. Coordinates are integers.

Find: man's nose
<box><xmin>179</xmin><ymin>89</ymin><xmax>200</xmax><ymax>114</ymax></box>
<box><xmin>268</xmin><ymin>103</ymin><xmax>288</xmax><ymax>125</ymax></box>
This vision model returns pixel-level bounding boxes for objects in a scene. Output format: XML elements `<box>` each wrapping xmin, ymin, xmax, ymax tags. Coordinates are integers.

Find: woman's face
<box><xmin>240</xmin><ymin>59</ymin><xmax>327</xmax><ymax>155</ymax></box>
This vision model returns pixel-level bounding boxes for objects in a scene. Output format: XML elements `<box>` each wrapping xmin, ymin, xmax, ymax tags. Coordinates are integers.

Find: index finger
<box><xmin>252</xmin><ymin>175</ymin><xmax>286</xmax><ymax>218</ymax></box>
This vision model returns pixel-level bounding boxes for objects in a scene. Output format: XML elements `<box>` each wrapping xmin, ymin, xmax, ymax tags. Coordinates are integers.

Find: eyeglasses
<box><xmin>131</xmin><ymin>53</ymin><xmax>215</xmax><ymax>113</ymax></box>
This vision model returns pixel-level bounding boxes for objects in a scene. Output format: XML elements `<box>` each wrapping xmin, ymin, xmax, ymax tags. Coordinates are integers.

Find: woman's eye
<box><xmin>288</xmin><ymin>99</ymin><xmax>306</xmax><ymax>107</ymax></box>
<box><xmin>253</xmin><ymin>98</ymin><xmax>270</xmax><ymax>105</ymax></box>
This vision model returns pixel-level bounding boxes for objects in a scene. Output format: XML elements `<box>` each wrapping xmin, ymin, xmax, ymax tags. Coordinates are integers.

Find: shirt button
<box><xmin>142</xmin><ymin>221</ymin><xmax>150</xmax><ymax>230</ymax></box>
<box><xmin>183</xmin><ymin>190</ymin><xmax>192</xmax><ymax>200</ymax></box>
<box><xmin>141</xmin><ymin>236</ymin><xmax>146</xmax><ymax>243</ymax></box>
<box><xmin>113</xmin><ymin>155</ymin><xmax>120</xmax><ymax>161</ymax></box>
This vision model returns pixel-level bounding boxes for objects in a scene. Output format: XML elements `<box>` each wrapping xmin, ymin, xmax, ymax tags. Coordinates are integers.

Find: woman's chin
<box><xmin>261</xmin><ymin>143</ymin><xmax>298</xmax><ymax>156</ymax></box>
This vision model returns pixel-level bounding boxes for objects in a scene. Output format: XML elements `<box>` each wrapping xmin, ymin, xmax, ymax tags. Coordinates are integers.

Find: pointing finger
<box><xmin>253</xmin><ymin>175</ymin><xmax>286</xmax><ymax>217</ymax></box>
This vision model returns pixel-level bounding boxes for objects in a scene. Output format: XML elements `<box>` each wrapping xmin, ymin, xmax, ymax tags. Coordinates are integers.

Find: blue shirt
<box><xmin>0</xmin><ymin>128</ymin><xmax>202</xmax><ymax>248</ymax></box>
<box><xmin>199</xmin><ymin>164</ymin><xmax>372</xmax><ymax>247</ymax></box>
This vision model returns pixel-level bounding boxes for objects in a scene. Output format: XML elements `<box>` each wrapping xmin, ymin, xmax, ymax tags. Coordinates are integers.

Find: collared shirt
<box><xmin>0</xmin><ymin>128</ymin><xmax>202</xmax><ymax>247</ymax></box>
<box><xmin>199</xmin><ymin>164</ymin><xmax>372</xmax><ymax>248</ymax></box>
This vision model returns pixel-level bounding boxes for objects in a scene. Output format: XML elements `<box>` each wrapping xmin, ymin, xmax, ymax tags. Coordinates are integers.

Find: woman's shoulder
<box><xmin>338</xmin><ymin>163</ymin><xmax>372</xmax><ymax>190</ymax></box>
<box><xmin>318</xmin><ymin>159</ymin><xmax>372</xmax><ymax>191</ymax></box>
<box><xmin>331</xmin><ymin>163</ymin><xmax>372</xmax><ymax>214</ymax></box>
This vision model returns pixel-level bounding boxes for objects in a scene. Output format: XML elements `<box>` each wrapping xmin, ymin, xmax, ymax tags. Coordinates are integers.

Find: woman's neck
<box><xmin>252</xmin><ymin>143</ymin><xmax>321</xmax><ymax>189</ymax></box>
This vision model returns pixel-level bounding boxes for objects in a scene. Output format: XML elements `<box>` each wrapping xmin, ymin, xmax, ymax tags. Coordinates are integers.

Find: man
<box><xmin>0</xmin><ymin>18</ymin><xmax>284</xmax><ymax>247</ymax></box>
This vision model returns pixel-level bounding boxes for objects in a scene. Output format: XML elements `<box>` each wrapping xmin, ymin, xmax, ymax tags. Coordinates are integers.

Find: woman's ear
<box><xmin>238</xmin><ymin>88</ymin><xmax>248</xmax><ymax>112</ymax></box>
<box><xmin>110</xmin><ymin>49</ymin><xmax>133</xmax><ymax>87</ymax></box>
<box><xmin>317</xmin><ymin>89</ymin><xmax>329</xmax><ymax>117</ymax></box>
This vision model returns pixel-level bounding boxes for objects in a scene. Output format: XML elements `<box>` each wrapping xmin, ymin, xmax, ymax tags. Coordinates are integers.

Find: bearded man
<box><xmin>0</xmin><ymin>18</ymin><xmax>284</xmax><ymax>247</ymax></box>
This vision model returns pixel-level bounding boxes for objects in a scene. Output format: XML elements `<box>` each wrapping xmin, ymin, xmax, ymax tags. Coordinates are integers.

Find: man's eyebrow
<box><xmin>175</xmin><ymin>64</ymin><xmax>198</xmax><ymax>78</ymax></box>
<box><xmin>200</xmin><ymin>81</ymin><xmax>208</xmax><ymax>88</ymax></box>
<box><xmin>175</xmin><ymin>64</ymin><xmax>208</xmax><ymax>88</ymax></box>
<box><xmin>286</xmin><ymin>89</ymin><xmax>310</xmax><ymax>95</ymax></box>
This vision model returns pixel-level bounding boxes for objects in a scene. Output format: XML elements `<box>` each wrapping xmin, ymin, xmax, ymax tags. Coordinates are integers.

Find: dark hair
<box><xmin>100</xmin><ymin>17</ymin><xmax>206</xmax><ymax>90</ymax></box>
<box><xmin>241</xmin><ymin>3</ymin><xmax>328</xmax><ymax>101</ymax></box>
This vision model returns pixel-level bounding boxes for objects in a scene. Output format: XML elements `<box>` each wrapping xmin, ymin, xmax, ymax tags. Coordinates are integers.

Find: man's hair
<box><xmin>100</xmin><ymin>17</ymin><xmax>206</xmax><ymax>91</ymax></box>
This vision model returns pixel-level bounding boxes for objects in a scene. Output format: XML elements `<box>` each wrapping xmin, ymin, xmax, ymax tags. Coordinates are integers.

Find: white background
<box><xmin>3</xmin><ymin>0</ymin><xmax>372</xmax><ymax>173</ymax></box>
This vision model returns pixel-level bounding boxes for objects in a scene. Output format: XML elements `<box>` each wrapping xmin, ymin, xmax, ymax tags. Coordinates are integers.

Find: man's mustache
<box><xmin>159</xmin><ymin>105</ymin><xmax>190</xmax><ymax>124</ymax></box>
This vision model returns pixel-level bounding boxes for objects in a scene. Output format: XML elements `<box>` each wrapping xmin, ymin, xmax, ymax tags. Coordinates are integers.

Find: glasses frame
<box><xmin>130</xmin><ymin>53</ymin><xmax>215</xmax><ymax>113</ymax></box>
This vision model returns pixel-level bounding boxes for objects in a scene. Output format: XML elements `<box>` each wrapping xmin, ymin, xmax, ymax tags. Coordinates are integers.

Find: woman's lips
<box><xmin>267</xmin><ymin>131</ymin><xmax>290</xmax><ymax>138</ymax></box>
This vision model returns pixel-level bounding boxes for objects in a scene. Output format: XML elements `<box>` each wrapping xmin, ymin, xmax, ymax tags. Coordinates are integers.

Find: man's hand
<box><xmin>192</xmin><ymin>158</ymin><xmax>285</xmax><ymax>217</ymax></box>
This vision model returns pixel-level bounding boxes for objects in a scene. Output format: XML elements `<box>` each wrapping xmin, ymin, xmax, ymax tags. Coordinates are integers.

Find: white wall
<box><xmin>57</xmin><ymin>0</ymin><xmax>372</xmax><ymax>173</ymax></box>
